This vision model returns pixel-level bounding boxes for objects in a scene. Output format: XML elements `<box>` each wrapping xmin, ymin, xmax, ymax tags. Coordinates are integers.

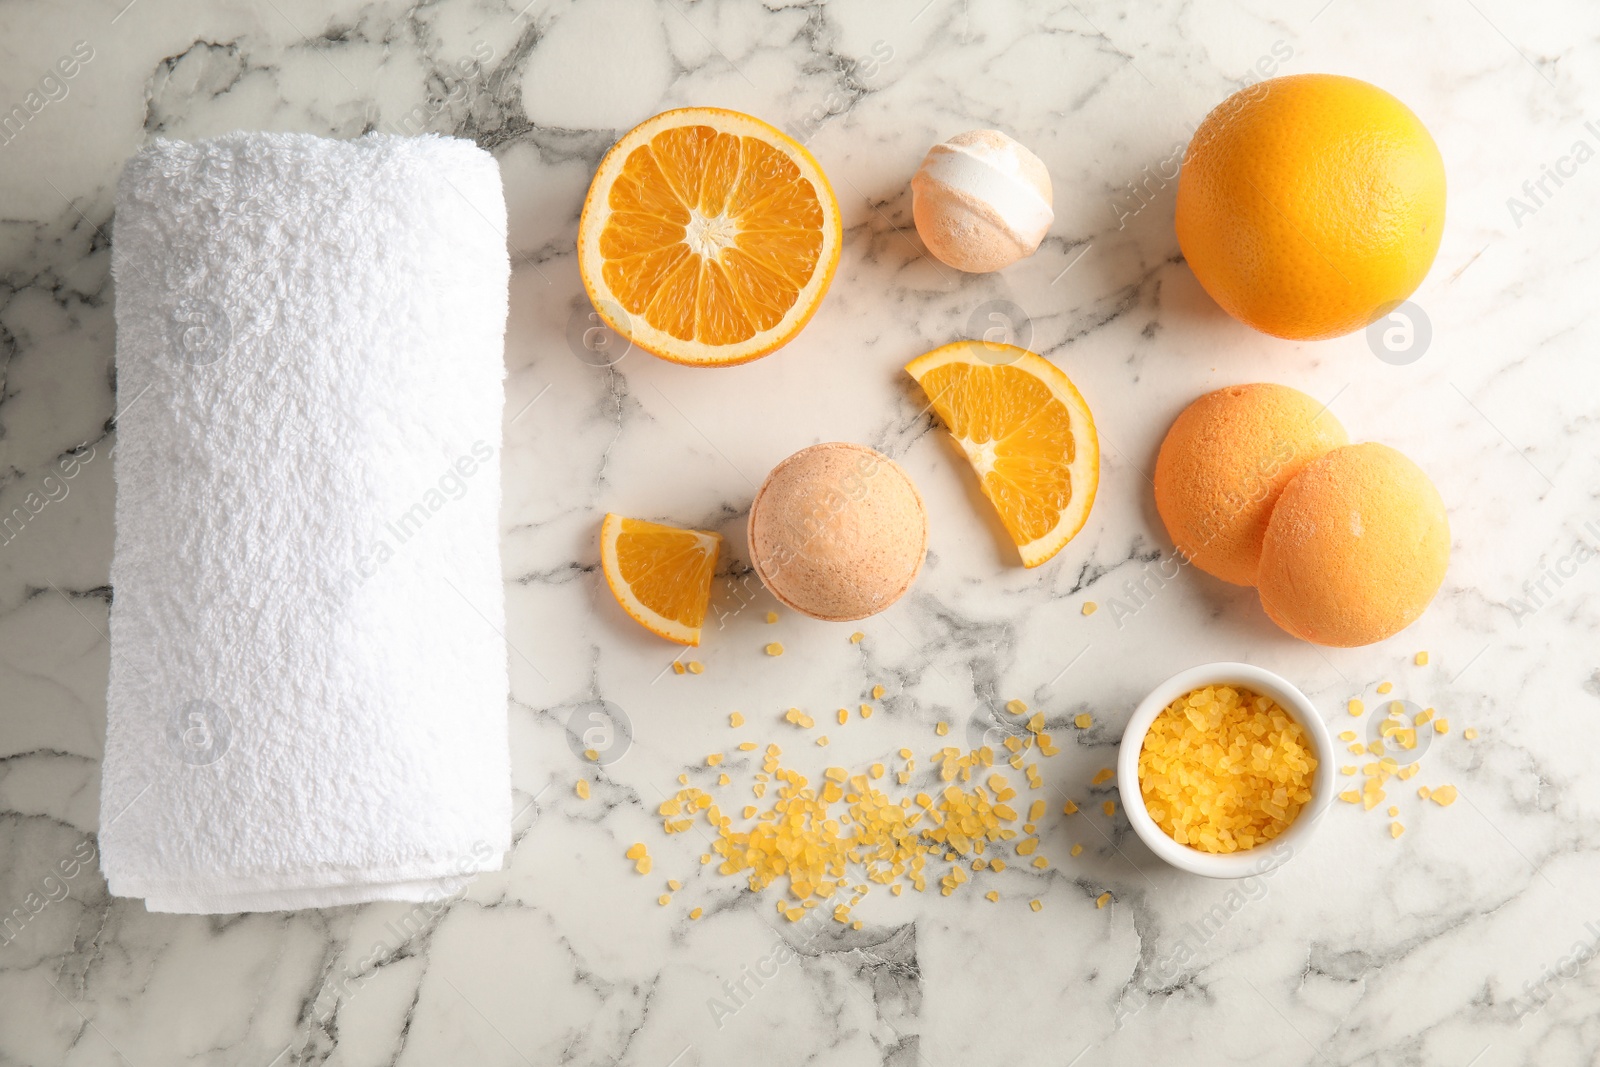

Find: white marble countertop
<box><xmin>3</xmin><ymin>0</ymin><xmax>1599</xmax><ymax>1064</ymax></box>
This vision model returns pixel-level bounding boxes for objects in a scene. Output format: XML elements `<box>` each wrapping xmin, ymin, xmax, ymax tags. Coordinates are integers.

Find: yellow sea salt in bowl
<box><xmin>1117</xmin><ymin>663</ymin><xmax>1335</xmax><ymax>878</ymax></box>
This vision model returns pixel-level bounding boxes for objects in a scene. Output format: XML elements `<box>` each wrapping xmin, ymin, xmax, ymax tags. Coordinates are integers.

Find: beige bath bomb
<box><xmin>748</xmin><ymin>443</ymin><xmax>928</xmax><ymax>621</ymax></box>
<box><xmin>911</xmin><ymin>130</ymin><xmax>1053</xmax><ymax>273</ymax></box>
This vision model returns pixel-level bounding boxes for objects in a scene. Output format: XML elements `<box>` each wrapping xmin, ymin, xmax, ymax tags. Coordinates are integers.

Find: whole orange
<box><xmin>1175</xmin><ymin>74</ymin><xmax>1446</xmax><ymax>341</ymax></box>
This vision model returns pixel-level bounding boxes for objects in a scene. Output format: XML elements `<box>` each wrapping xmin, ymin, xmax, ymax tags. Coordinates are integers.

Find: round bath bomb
<box><xmin>748</xmin><ymin>443</ymin><xmax>927</xmax><ymax>621</ymax></box>
<box><xmin>911</xmin><ymin>130</ymin><xmax>1053</xmax><ymax>273</ymax></box>
<box><xmin>1257</xmin><ymin>442</ymin><xmax>1449</xmax><ymax>647</ymax></box>
<box><xmin>1154</xmin><ymin>383</ymin><xmax>1348</xmax><ymax>586</ymax></box>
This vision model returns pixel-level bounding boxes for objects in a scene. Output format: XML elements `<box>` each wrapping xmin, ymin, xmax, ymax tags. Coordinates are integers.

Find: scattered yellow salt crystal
<box><xmin>1027</xmin><ymin>712</ymin><xmax>1046</xmax><ymax>733</ymax></box>
<box><xmin>673</xmin><ymin>661</ymin><xmax>686</xmax><ymax>675</ymax></box>
<box><xmin>1096</xmin><ymin>892</ymin><xmax>1112</xmax><ymax>909</ymax></box>
<box><xmin>1434</xmin><ymin>718</ymin><xmax>1449</xmax><ymax>734</ymax></box>
<box><xmin>1030</xmin><ymin>899</ymin><xmax>1043</xmax><ymax>912</ymax></box>
<box><xmin>1368</xmin><ymin>740</ymin><xmax>1385</xmax><ymax>756</ymax></box>
<box><xmin>1070</xmin><ymin>844</ymin><xmax>1083</xmax><ymax>857</ymax></box>
<box><xmin>1032</xmin><ymin>856</ymin><xmax>1049</xmax><ymax>869</ymax></box>
<box><xmin>729</xmin><ymin>711</ymin><xmax>744</xmax><ymax>728</ymax></box>
<box><xmin>717</xmin><ymin>773</ymin><xmax>730</xmax><ymax>786</ymax></box>
<box><xmin>869</xmin><ymin>763</ymin><xmax>885</xmax><ymax>779</ymax></box>
<box><xmin>688</xmin><ymin>661</ymin><xmax>705</xmax><ymax>674</ymax></box>
<box><xmin>1016</xmin><ymin>837</ymin><xmax>1038</xmax><ymax>856</ymax></box>
<box><xmin>636</xmin><ymin>856</ymin><xmax>652</xmax><ymax>875</ymax></box>
<box><xmin>838</xmin><ymin>708</ymin><xmax>849</xmax><ymax>725</ymax></box>
<box><xmin>899</xmin><ymin>748</ymin><xmax>913</xmax><ymax>760</ymax></box>
<box><xmin>816</xmin><ymin>735</ymin><xmax>829</xmax><ymax>746</ymax></box>
<box><xmin>1377</xmin><ymin>681</ymin><xmax>1393</xmax><ymax>694</ymax></box>
<box><xmin>1347</xmin><ymin>742</ymin><xmax>1365</xmax><ymax>755</ymax></box>
<box><xmin>1028</xmin><ymin>799</ymin><xmax>1045</xmax><ymax>822</ymax></box>
<box><xmin>1387</xmin><ymin>806</ymin><xmax>1398</xmax><ymax>817</ymax></box>
<box><xmin>1338</xmin><ymin>730</ymin><xmax>1357</xmax><ymax>742</ymax></box>
<box><xmin>1429</xmin><ymin>785</ymin><xmax>1457</xmax><ymax>806</ymax></box>
<box><xmin>1362</xmin><ymin>791</ymin><xmax>1385</xmax><ymax>811</ymax></box>
<box><xmin>742</xmin><ymin>806</ymin><xmax>756</xmax><ymax>818</ymax></box>
<box><xmin>1341</xmin><ymin>766</ymin><xmax>1356</xmax><ymax>776</ymax></box>
<box><xmin>677</xmin><ymin>774</ymin><xmax>688</xmax><ymax>784</ymax></box>
<box><xmin>766</xmin><ymin>611</ymin><xmax>778</xmax><ymax>623</ymax></box>
<box><xmin>575</xmin><ymin>780</ymin><xmax>590</xmax><ymax>799</ymax></box>
<box><xmin>860</xmin><ymin>704</ymin><xmax>874</xmax><ymax>719</ymax></box>
<box><xmin>737</xmin><ymin>742</ymin><xmax>757</xmax><ymax>751</ymax></box>
<box><xmin>1390</xmin><ymin>822</ymin><xmax>1404</xmax><ymax>838</ymax></box>
<box><xmin>1398</xmin><ymin>764</ymin><xmax>1420</xmax><ymax>780</ymax></box>
<box><xmin>706</xmin><ymin>753</ymin><xmax>723</xmax><ymax>766</ymax></box>
<box><xmin>849</xmin><ymin>632</ymin><xmax>865</xmax><ymax>644</ymax></box>
<box><xmin>1006</xmin><ymin>699</ymin><xmax>1028</xmax><ymax>716</ymax></box>
<box><xmin>584</xmin><ymin>748</ymin><xmax>599</xmax><ymax>761</ymax></box>
<box><xmin>1075</xmin><ymin>713</ymin><xmax>1093</xmax><ymax>729</ymax></box>
<box><xmin>1415</xmin><ymin>708</ymin><xmax>1433</xmax><ymax>725</ymax></box>
<box><xmin>1464</xmin><ymin>727</ymin><xmax>1478</xmax><ymax>740</ymax></box>
<box><xmin>1102</xmin><ymin>800</ymin><xmax>1116</xmax><ymax>817</ymax></box>
<box><xmin>990</xmin><ymin>858</ymin><xmax>1006</xmax><ymax>872</ymax></box>
<box><xmin>658</xmin><ymin>894</ymin><xmax>671</xmax><ymax>906</ymax></box>
<box><xmin>667</xmin><ymin>879</ymin><xmax>681</xmax><ymax>891</ymax></box>
<box><xmin>1414</xmin><ymin>651</ymin><xmax>1429</xmax><ymax>666</ymax></box>
<box><xmin>872</xmin><ymin>684</ymin><xmax>886</xmax><ymax>700</ymax></box>
<box><xmin>689</xmin><ymin>907</ymin><xmax>703</xmax><ymax>919</ymax></box>
<box><xmin>935</xmin><ymin>722</ymin><xmax>950</xmax><ymax>736</ymax></box>
<box><xmin>765</xmin><ymin>643</ymin><xmax>783</xmax><ymax>656</ymax></box>
<box><xmin>1082</xmin><ymin>601</ymin><xmax>1098</xmax><ymax>615</ymax></box>
<box><xmin>1339</xmin><ymin>790</ymin><xmax>1360</xmax><ymax>803</ymax></box>
<box><xmin>1349</xmin><ymin>699</ymin><xmax>1364</xmax><ymax>716</ymax></box>
<box><xmin>1091</xmin><ymin>767</ymin><xmax>1114</xmax><ymax>786</ymax></box>
<box><xmin>985</xmin><ymin>890</ymin><xmax>999</xmax><ymax>902</ymax></box>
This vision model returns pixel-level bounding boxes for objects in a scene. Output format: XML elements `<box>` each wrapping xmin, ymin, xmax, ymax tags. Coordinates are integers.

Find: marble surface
<box><xmin>2</xmin><ymin>0</ymin><xmax>1599</xmax><ymax>1063</ymax></box>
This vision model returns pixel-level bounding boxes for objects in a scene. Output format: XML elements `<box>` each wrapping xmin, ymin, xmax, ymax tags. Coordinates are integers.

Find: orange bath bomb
<box><xmin>1154</xmin><ymin>384</ymin><xmax>1348</xmax><ymax>586</ymax></box>
<box><xmin>1257</xmin><ymin>443</ymin><xmax>1449</xmax><ymax>647</ymax></box>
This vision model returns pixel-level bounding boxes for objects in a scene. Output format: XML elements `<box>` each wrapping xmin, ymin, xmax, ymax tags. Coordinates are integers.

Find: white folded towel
<box><xmin>101</xmin><ymin>132</ymin><xmax>513</xmax><ymax>913</ymax></box>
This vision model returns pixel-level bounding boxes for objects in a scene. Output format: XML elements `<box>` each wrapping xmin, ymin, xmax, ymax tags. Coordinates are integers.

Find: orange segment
<box><xmin>600</xmin><ymin>514</ymin><xmax>722</xmax><ymax>646</ymax></box>
<box><xmin>578</xmin><ymin>108</ymin><xmax>842</xmax><ymax>366</ymax></box>
<box><xmin>906</xmin><ymin>342</ymin><xmax>1099</xmax><ymax>568</ymax></box>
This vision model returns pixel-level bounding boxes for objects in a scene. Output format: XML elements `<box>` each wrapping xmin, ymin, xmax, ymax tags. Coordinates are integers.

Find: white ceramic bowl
<box><xmin>1117</xmin><ymin>662</ymin><xmax>1335</xmax><ymax>879</ymax></box>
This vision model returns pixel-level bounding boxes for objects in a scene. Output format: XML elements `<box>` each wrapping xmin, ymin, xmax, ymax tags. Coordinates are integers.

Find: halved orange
<box><xmin>906</xmin><ymin>342</ymin><xmax>1099</xmax><ymax>568</ymax></box>
<box><xmin>578</xmin><ymin>108</ymin><xmax>842</xmax><ymax>367</ymax></box>
<box><xmin>600</xmin><ymin>514</ymin><xmax>722</xmax><ymax>645</ymax></box>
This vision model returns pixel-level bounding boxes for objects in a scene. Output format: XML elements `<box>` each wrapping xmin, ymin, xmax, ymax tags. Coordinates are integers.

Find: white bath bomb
<box><xmin>911</xmin><ymin>130</ymin><xmax>1053</xmax><ymax>273</ymax></box>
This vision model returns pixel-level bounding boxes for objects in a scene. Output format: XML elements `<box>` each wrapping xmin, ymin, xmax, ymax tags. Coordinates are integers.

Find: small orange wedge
<box><xmin>906</xmin><ymin>342</ymin><xmax>1099</xmax><ymax>568</ymax></box>
<box><xmin>600</xmin><ymin>514</ymin><xmax>722</xmax><ymax>645</ymax></box>
<box><xmin>578</xmin><ymin>108</ymin><xmax>842</xmax><ymax>366</ymax></box>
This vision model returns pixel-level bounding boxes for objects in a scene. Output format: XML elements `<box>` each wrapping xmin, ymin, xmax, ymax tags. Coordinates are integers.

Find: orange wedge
<box><xmin>600</xmin><ymin>514</ymin><xmax>722</xmax><ymax>645</ymax></box>
<box><xmin>578</xmin><ymin>108</ymin><xmax>842</xmax><ymax>367</ymax></box>
<box><xmin>906</xmin><ymin>342</ymin><xmax>1099</xmax><ymax>568</ymax></box>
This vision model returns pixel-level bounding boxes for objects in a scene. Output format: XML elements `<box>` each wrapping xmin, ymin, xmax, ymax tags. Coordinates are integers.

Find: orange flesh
<box><xmin>915</xmin><ymin>362</ymin><xmax>1077</xmax><ymax>545</ymax></box>
<box><xmin>612</xmin><ymin>518</ymin><xmax>719</xmax><ymax>630</ymax></box>
<box><xmin>600</xmin><ymin>126</ymin><xmax>824</xmax><ymax>346</ymax></box>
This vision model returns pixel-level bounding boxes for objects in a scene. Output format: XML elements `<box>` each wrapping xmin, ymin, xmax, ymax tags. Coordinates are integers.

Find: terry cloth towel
<box><xmin>101</xmin><ymin>132</ymin><xmax>513</xmax><ymax>913</ymax></box>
